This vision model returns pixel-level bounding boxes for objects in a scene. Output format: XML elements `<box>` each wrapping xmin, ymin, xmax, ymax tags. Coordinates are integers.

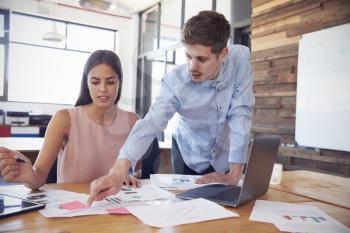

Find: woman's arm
<box><xmin>0</xmin><ymin>109</ymin><xmax>70</xmax><ymax>189</ymax></box>
<box><xmin>27</xmin><ymin>109</ymin><xmax>70</xmax><ymax>189</ymax></box>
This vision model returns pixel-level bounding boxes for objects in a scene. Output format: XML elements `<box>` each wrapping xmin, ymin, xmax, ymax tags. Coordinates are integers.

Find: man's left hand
<box><xmin>195</xmin><ymin>172</ymin><xmax>240</xmax><ymax>185</ymax></box>
<box><xmin>195</xmin><ymin>163</ymin><xmax>244</xmax><ymax>185</ymax></box>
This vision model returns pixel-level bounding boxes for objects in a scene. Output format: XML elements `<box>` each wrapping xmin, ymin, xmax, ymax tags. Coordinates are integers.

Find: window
<box><xmin>184</xmin><ymin>0</ymin><xmax>212</xmax><ymax>22</ymax></box>
<box><xmin>0</xmin><ymin>9</ymin><xmax>9</xmax><ymax>100</ymax></box>
<box><xmin>6</xmin><ymin>12</ymin><xmax>117</xmax><ymax>105</ymax></box>
<box><xmin>159</xmin><ymin>0</ymin><xmax>182</xmax><ymax>49</ymax></box>
<box><xmin>232</xmin><ymin>0</ymin><xmax>251</xmax><ymax>48</ymax></box>
<box><xmin>140</xmin><ymin>5</ymin><xmax>160</xmax><ymax>53</ymax></box>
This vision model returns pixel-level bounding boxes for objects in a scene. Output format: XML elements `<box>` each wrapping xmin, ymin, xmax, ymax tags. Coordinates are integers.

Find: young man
<box><xmin>88</xmin><ymin>10</ymin><xmax>255</xmax><ymax>204</ymax></box>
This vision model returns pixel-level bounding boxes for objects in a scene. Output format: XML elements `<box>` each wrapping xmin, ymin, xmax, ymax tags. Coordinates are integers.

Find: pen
<box><xmin>16</xmin><ymin>158</ymin><xmax>27</xmax><ymax>163</ymax></box>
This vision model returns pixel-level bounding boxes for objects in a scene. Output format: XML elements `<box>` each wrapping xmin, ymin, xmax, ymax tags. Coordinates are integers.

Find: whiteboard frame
<box><xmin>295</xmin><ymin>23</ymin><xmax>350</xmax><ymax>152</ymax></box>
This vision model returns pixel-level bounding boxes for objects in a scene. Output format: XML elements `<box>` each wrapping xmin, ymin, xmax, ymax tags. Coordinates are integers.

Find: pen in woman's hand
<box><xmin>16</xmin><ymin>158</ymin><xmax>27</xmax><ymax>163</ymax></box>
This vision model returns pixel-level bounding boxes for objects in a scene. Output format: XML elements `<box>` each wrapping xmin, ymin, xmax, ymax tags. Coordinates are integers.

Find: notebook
<box><xmin>176</xmin><ymin>135</ymin><xmax>281</xmax><ymax>207</ymax></box>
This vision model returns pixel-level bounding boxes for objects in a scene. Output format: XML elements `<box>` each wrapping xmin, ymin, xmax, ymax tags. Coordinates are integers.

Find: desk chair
<box><xmin>140</xmin><ymin>138</ymin><xmax>160</xmax><ymax>179</ymax></box>
<box><xmin>46</xmin><ymin>159</ymin><xmax>57</xmax><ymax>183</ymax></box>
<box><xmin>45</xmin><ymin>138</ymin><xmax>160</xmax><ymax>183</ymax></box>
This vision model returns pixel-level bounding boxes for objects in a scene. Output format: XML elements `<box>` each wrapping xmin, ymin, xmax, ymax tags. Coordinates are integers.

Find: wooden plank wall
<box><xmin>250</xmin><ymin>0</ymin><xmax>350</xmax><ymax>176</ymax></box>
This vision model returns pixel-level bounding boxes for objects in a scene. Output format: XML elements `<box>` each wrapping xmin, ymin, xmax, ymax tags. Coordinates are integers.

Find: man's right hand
<box><xmin>87</xmin><ymin>159</ymin><xmax>131</xmax><ymax>206</ymax></box>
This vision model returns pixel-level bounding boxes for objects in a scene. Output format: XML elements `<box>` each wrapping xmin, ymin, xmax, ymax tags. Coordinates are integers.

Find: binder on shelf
<box><xmin>0</xmin><ymin>125</ymin><xmax>11</xmax><ymax>137</ymax></box>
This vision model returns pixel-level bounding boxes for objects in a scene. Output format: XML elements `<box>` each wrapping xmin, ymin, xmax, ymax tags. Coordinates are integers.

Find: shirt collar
<box><xmin>210</xmin><ymin>60</ymin><xmax>226</xmax><ymax>88</ymax></box>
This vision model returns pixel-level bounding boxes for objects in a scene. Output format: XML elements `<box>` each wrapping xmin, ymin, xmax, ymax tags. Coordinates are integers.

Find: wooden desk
<box><xmin>1</xmin><ymin>181</ymin><xmax>350</xmax><ymax>233</ymax></box>
<box><xmin>271</xmin><ymin>170</ymin><xmax>350</xmax><ymax>208</ymax></box>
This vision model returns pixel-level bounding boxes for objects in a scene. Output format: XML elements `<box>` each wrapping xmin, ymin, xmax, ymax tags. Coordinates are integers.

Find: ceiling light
<box><xmin>42</xmin><ymin>22</ymin><xmax>65</xmax><ymax>42</ymax></box>
<box><xmin>79</xmin><ymin>0</ymin><xmax>116</xmax><ymax>11</ymax></box>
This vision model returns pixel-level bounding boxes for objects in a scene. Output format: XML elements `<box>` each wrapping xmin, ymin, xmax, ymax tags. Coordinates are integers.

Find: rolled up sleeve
<box><xmin>227</xmin><ymin>48</ymin><xmax>255</xmax><ymax>164</ymax></box>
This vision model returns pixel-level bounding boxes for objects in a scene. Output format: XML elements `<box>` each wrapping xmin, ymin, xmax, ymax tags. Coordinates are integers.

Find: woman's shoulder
<box><xmin>128</xmin><ymin>112</ymin><xmax>140</xmax><ymax>124</ymax></box>
<box><xmin>118</xmin><ymin>108</ymin><xmax>140</xmax><ymax>127</ymax></box>
<box><xmin>51</xmin><ymin>109</ymin><xmax>71</xmax><ymax>127</ymax></box>
<box><xmin>53</xmin><ymin>109</ymin><xmax>70</xmax><ymax>121</ymax></box>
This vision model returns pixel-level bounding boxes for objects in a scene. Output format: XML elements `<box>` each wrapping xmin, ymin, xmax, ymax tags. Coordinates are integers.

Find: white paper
<box><xmin>150</xmin><ymin>174</ymin><xmax>203</xmax><ymax>190</ymax></box>
<box><xmin>36</xmin><ymin>189</ymin><xmax>117</xmax><ymax>218</ymax></box>
<box><xmin>37</xmin><ymin>185</ymin><xmax>173</xmax><ymax>218</ymax></box>
<box><xmin>250</xmin><ymin>200</ymin><xmax>350</xmax><ymax>233</ymax></box>
<box><xmin>40</xmin><ymin>196</ymin><xmax>117</xmax><ymax>218</ymax></box>
<box><xmin>150</xmin><ymin>174</ymin><xmax>243</xmax><ymax>190</ymax></box>
<box><xmin>106</xmin><ymin>184</ymin><xmax>174</xmax><ymax>204</ymax></box>
<box><xmin>24</xmin><ymin>189</ymin><xmax>85</xmax><ymax>205</ymax></box>
<box><xmin>126</xmin><ymin>198</ymin><xmax>239</xmax><ymax>228</ymax></box>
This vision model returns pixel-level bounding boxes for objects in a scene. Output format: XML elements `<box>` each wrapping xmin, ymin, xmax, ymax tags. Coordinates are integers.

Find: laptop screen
<box><xmin>238</xmin><ymin>136</ymin><xmax>281</xmax><ymax>205</ymax></box>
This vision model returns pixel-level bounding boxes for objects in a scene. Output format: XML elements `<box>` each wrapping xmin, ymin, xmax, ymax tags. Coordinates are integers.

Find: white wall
<box><xmin>0</xmin><ymin>0</ymin><xmax>139</xmax><ymax>114</ymax></box>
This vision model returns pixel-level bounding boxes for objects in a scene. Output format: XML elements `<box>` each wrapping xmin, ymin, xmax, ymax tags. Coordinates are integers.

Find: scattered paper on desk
<box><xmin>1</xmin><ymin>188</ymin><xmax>84</xmax><ymax>205</ymax></box>
<box><xmin>37</xmin><ymin>185</ymin><xmax>173</xmax><ymax>218</ymax></box>
<box><xmin>150</xmin><ymin>174</ymin><xmax>202</xmax><ymax>190</ymax></box>
<box><xmin>150</xmin><ymin>174</ymin><xmax>243</xmax><ymax>190</ymax></box>
<box><xmin>36</xmin><ymin>189</ymin><xmax>119</xmax><ymax>218</ymax></box>
<box><xmin>107</xmin><ymin>207</ymin><xmax>131</xmax><ymax>215</ymax></box>
<box><xmin>250</xmin><ymin>200</ymin><xmax>350</xmax><ymax>233</ymax></box>
<box><xmin>59</xmin><ymin>200</ymin><xmax>87</xmax><ymax>210</ymax></box>
<box><xmin>126</xmin><ymin>198</ymin><xmax>239</xmax><ymax>228</ymax></box>
<box><xmin>106</xmin><ymin>184</ymin><xmax>173</xmax><ymax>204</ymax></box>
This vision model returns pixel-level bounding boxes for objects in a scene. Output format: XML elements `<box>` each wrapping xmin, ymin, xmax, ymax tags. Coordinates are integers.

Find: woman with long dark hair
<box><xmin>0</xmin><ymin>50</ymin><xmax>140</xmax><ymax>188</ymax></box>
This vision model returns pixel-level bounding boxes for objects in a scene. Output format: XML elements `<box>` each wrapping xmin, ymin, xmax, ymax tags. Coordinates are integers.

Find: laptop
<box><xmin>0</xmin><ymin>194</ymin><xmax>46</xmax><ymax>219</ymax></box>
<box><xmin>176</xmin><ymin>135</ymin><xmax>281</xmax><ymax>207</ymax></box>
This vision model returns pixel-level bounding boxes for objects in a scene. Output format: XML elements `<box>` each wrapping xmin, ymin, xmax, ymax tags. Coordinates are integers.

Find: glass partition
<box><xmin>160</xmin><ymin>0</ymin><xmax>182</xmax><ymax>49</ymax></box>
<box><xmin>141</xmin><ymin>5</ymin><xmax>160</xmax><ymax>53</ymax></box>
<box><xmin>184</xmin><ymin>0</ymin><xmax>212</xmax><ymax>22</ymax></box>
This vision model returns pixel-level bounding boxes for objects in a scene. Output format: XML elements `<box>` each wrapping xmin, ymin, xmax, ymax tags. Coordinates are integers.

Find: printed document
<box><xmin>250</xmin><ymin>200</ymin><xmax>350</xmax><ymax>233</ymax></box>
<box><xmin>126</xmin><ymin>198</ymin><xmax>239</xmax><ymax>228</ymax></box>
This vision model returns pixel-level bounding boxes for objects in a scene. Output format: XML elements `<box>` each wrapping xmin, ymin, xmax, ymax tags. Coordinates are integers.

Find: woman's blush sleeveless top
<box><xmin>57</xmin><ymin>106</ymin><xmax>133</xmax><ymax>183</ymax></box>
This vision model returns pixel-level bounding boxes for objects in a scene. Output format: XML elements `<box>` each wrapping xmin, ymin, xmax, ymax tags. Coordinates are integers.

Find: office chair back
<box><xmin>140</xmin><ymin>138</ymin><xmax>160</xmax><ymax>179</ymax></box>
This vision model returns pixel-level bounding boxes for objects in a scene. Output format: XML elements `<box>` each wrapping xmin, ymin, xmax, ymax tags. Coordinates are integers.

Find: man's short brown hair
<box><xmin>182</xmin><ymin>11</ymin><xmax>230</xmax><ymax>54</ymax></box>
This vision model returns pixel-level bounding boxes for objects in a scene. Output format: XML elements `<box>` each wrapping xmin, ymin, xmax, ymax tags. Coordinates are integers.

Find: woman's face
<box><xmin>87</xmin><ymin>63</ymin><xmax>119</xmax><ymax>108</ymax></box>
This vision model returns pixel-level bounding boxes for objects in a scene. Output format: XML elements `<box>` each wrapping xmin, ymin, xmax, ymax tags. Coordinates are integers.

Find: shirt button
<box><xmin>220</xmin><ymin>123</ymin><xmax>223</xmax><ymax>125</ymax></box>
<box><xmin>216</xmin><ymin>89</ymin><xmax>220</xmax><ymax>92</ymax></box>
<box><xmin>219</xmin><ymin>106</ymin><xmax>222</xmax><ymax>110</ymax></box>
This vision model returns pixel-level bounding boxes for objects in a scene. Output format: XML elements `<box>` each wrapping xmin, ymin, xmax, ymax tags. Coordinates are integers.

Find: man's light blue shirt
<box><xmin>119</xmin><ymin>44</ymin><xmax>255</xmax><ymax>173</ymax></box>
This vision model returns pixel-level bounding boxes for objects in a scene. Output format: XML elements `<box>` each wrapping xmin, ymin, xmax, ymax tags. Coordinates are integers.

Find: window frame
<box><xmin>4</xmin><ymin>11</ymin><xmax>118</xmax><ymax>104</ymax></box>
<box><xmin>0</xmin><ymin>9</ymin><xmax>9</xmax><ymax>101</ymax></box>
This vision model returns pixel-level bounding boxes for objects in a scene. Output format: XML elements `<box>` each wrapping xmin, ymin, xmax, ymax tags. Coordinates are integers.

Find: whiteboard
<box><xmin>296</xmin><ymin>23</ymin><xmax>350</xmax><ymax>152</ymax></box>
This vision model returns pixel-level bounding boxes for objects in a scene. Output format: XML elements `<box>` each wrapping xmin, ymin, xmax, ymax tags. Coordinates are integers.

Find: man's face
<box><xmin>185</xmin><ymin>44</ymin><xmax>227</xmax><ymax>83</ymax></box>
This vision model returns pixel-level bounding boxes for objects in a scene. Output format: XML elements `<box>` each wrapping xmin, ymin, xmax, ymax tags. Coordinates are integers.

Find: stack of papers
<box><xmin>36</xmin><ymin>185</ymin><xmax>173</xmax><ymax>218</ymax></box>
<box><xmin>126</xmin><ymin>198</ymin><xmax>239</xmax><ymax>227</ymax></box>
<box><xmin>150</xmin><ymin>174</ymin><xmax>203</xmax><ymax>190</ymax></box>
<box><xmin>106</xmin><ymin>184</ymin><xmax>174</xmax><ymax>204</ymax></box>
<box><xmin>250</xmin><ymin>200</ymin><xmax>350</xmax><ymax>232</ymax></box>
<box><xmin>150</xmin><ymin>174</ymin><xmax>244</xmax><ymax>190</ymax></box>
<box><xmin>38</xmin><ymin>190</ymin><xmax>117</xmax><ymax>218</ymax></box>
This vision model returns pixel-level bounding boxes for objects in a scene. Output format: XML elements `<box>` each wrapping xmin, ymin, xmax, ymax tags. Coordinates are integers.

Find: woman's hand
<box><xmin>0</xmin><ymin>147</ymin><xmax>35</xmax><ymax>183</ymax></box>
